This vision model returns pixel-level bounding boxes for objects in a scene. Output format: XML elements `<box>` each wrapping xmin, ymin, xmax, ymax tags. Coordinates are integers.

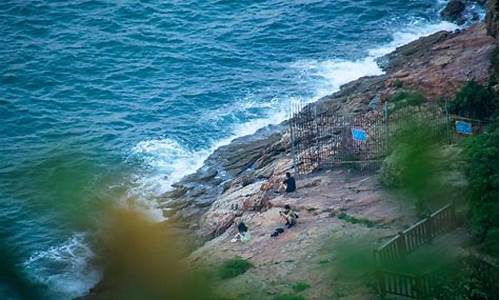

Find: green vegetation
<box><xmin>390</xmin><ymin>89</ymin><xmax>426</xmax><ymax>111</ymax></box>
<box><xmin>216</xmin><ymin>257</ymin><xmax>253</xmax><ymax>279</ymax></box>
<box><xmin>431</xmin><ymin>257</ymin><xmax>498</xmax><ymax>300</ymax></box>
<box><xmin>449</xmin><ymin>81</ymin><xmax>497</xmax><ymax>120</ymax></box>
<box><xmin>393</xmin><ymin>79</ymin><xmax>403</xmax><ymax>88</ymax></box>
<box><xmin>291</xmin><ymin>282</ymin><xmax>310</xmax><ymax>293</ymax></box>
<box><xmin>337</xmin><ymin>212</ymin><xmax>375</xmax><ymax>227</ymax></box>
<box><xmin>272</xmin><ymin>295</ymin><xmax>306</xmax><ymax>300</ymax></box>
<box><xmin>463</xmin><ymin>120</ymin><xmax>498</xmax><ymax>255</ymax></box>
<box><xmin>380</xmin><ymin>120</ymin><xmax>444</xmax><ymax>213</ymax></box>
<box><xmin>447</xmin><ymin>74</ymin><xmax>499</xmax><ymax>256</ymax></box>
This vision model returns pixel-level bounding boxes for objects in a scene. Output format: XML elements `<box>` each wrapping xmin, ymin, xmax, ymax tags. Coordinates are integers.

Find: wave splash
<box><xmin>23</xmin><ymin>233</ymin><xmax>101</xmax><ymax>300</ymax></box>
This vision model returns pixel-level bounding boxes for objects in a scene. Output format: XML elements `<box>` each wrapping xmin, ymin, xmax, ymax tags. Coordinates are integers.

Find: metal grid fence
<box><xmin>289</xmin><ymin>101</ymin><xmax>480</xmax><ymax>175</ymax></box>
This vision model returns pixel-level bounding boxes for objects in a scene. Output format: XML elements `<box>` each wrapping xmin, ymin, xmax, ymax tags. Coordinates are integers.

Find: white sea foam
<box><xmin>369</xmin><ymin>20</ymin><xmax>459</xmax><ymax>57</ymax></box>
<box><xmin>130</xmin><ymin>20</ymin><xmax>460</xmax><ymax>211</ymax></box>
<box><xmin>23</xmin><ymin>233</ymin><xmax>101</xmax><ymax>300</ymax></box>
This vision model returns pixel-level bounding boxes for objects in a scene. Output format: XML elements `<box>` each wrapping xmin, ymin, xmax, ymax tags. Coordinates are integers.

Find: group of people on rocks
<box><xmin>231</xmin><ymin>172</ymin><xmax>298</xmax><ymax>243</ymax></box>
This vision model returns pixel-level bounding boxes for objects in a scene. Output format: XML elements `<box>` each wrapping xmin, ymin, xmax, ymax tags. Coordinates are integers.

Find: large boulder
<box><xmin>440</xmin><ymin>0</ymin><xmax>467</xmax><ymax>24</ymax></box>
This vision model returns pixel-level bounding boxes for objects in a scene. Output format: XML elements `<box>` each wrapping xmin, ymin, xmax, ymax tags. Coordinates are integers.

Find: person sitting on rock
<box><xmin>282</xmin><ymin>172</ymin><xmax>296</xmax><ymax>193</ymax></box>
<box><xmin>279</xmin><ymin>204</ymin><xmax>298</xmax><ymax>229</ymax></box>
<box><xmin>231</xmin><ymin>222</ymin><xmax>251</xmax><ymax>243</ymax></box>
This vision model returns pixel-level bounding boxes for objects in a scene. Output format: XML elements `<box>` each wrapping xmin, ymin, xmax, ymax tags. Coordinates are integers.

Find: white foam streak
<box><xmin>369</xmin><ymin>21</ymin><xmax>458</xmax><ymax>57</ymax></box>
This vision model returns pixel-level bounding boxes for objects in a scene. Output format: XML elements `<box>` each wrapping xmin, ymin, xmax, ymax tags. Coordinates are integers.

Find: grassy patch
<box><xmin>216</xmin><ymin>257</ymin><xmax>253</xmax><ymax>279</ymax></box>
<box><xmin>393</xmin><ymin>79</ymin><xmax>403</xmax><ymax>88</ymax></box>
<box><xmin>291</xmin><ymin>282</ymin><xmax>311</xmax><ymax>293</ymax></box>
<box><xmin>337</xmin><ymin>212</ymin><xmax>375</xmax><ymax>227</ymax></box>
<box><xmin>273</xmin><ymin>295</ymin><xmax>306</xmax><ymax>300</ymax></box>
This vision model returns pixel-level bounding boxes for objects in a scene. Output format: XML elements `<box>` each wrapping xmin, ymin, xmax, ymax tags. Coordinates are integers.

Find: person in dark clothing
<box><xmin>237</xmin><ymin>222</ymin><xmax>248</xmax><ymax>233</ymax></box>
<box><xmin>283</xmin><ymin>172</ymin><xmax>296</xmax><ymax>193</ymax></box>
<box><xmin>231</xmin><ymin>222</ymin><xmax>251</xmax><ymax>243</ymax></box>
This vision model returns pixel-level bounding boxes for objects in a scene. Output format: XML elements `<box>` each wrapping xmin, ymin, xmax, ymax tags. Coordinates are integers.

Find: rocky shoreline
<box><xmin>82</xmin><ymin>2</ymin><xmax>498</xmax><ymax>299</ymax></box>
<box><xmin>159</xmin><ymin>22</ymin><xmax>496</xmax><ymax>247</ymax></box>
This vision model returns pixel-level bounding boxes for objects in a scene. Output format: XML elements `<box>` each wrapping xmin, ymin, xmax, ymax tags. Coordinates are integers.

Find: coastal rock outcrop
<box><xmin>441</xmin><ymin>0</ymin><xmax>467</xmax><ymax>24</ymax></box>
<box><xmin>381</xmin><ymin>23</ymin><xmax>496</xmax><ymax>99</ymax></box>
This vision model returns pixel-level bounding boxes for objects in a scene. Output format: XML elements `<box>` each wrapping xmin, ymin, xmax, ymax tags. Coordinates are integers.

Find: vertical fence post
<box><xmin>415</xmin><ymin>276</ymin><xmax>423</xmax><ymax>300</ymax></box>
<box><xmin>384</xmin><ymin>102</ymin><xmax>389</xmax><ymax>155</ymax></box>
<box><xmin>374</xmin><ymin>249</ymin><xmax>386</xmax><ymax>298</ymax></box>
<box><xmin>425</xmin><ymin>215</ymin><xmax>433</xmax><ymax>244</ymax></box>
<box><xmin>445</xmin><ymin>99</ymin><xmax>452</xmax><ymax>144</ymax></box>
<box><xmin>397</xmin><ymin>231</ymin><xmax>406</xmax><ymax>256</ymax></box>
<box><xmin>290</xmin><ymin>103</ymin><xmax>298</xmax><ymax>179</ymax></box>
<box><xmin>313</xmin><ymin>104</ymin><xmax>320</xmax><ymax>170</ymax></box>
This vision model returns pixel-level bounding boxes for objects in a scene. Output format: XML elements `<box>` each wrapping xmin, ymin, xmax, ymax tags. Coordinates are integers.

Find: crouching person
<box><xmin>279</xmin><ymin>204</ymin><xmax>299</xmax><ymax>229</ymax></box>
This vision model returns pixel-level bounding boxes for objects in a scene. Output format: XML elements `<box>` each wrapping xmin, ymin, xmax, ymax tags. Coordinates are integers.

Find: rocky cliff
<box><xmin>160</xmin><ymin>23</ymin><xmax>496</xmax><ymax>247</ymax></box>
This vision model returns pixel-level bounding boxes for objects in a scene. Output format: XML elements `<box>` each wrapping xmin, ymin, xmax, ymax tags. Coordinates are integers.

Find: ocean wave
<box><xmin>23</xmin><ymin>233</ymin><xmax>101</xmax><ymax>300</ymax></box>
<box><xmin>129</xmin><ymin>138</ymin><xmax>212</xmax><ymax>220</ymax></box>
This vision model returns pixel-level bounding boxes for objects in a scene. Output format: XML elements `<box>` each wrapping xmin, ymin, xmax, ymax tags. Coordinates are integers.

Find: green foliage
<box><xmin>216</xmin><ymin>257</ymin><xmax>253</xmax><ymax>279</ymax></box>
<box><xmin>393</xmin><ymin>79</ymin><xmax>403</xmax><ymax>88</ymax></box>
<box><xmin>463</xmin><ymin>120</ymin><xmax>499</xmax><ymax>255</ymax></box>
<box><xmin>430</xmin><ymin>256</ymin><xmax>498</xmax><ymax>300</ymax></box>
<box><xmin>272</xmin><ymin>295</ymin><xmax>306</xmax><ymax>300</ymax></box>
<box><xmin>449</xmin><ymin>81</ymin><xmax>497</xmax><ymax>120</ymax></box>
<box><xmin>380</xmin><ymin>120</ymin><xmax>444</xmax><ymax>213</ymax></box>
<box><xmin>332</xmin><ymin>238</ymin><xmax>374</xmax><ymax>280</ymax></box>
<box><xmin>337</xmin><ymin>212</ymin><xmax>375</xmax><ymax>227</ymax></box>
<box><xmin>390</xmin><ymin>89</ymin><xmax>426</xmax><ymax>110</ymax></box>
<box><xmin>291</xmin><ymin>282</ymin><xmax>310</xmax><ymax>293</ymax></box>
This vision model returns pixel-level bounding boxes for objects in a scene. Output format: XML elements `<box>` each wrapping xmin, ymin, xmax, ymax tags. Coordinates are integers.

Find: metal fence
<box><xmin>289</xmin><ymin>101</ymin><xmax>481</xmax><ymax>175</ymax></box>
<box><xmin>374</xmin><ymin>202</ymin><xmax>456</xmax><ymax>266</ymax></box>
<box><xmin>375</xmin><ymin>255</ymin><xmax>498</xmax><ymax>299</ymax></box>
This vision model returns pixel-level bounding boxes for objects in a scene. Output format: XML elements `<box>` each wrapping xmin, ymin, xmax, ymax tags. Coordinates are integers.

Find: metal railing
<box><xmin>373</xmin><ymin>203</ymin><xmax>457</xmax><ymax>299</ymax></box>
<box><xmin>374</xmin><ymin>203</ymin><xmax>456</xmax><ymax>266</ymax></box>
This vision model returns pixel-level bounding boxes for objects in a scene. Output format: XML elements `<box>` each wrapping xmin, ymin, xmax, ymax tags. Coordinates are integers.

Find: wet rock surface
<box><xmin>441</xmin><ymin>0</ymin><xmax>467</xmax><ymax>24</ymax></box>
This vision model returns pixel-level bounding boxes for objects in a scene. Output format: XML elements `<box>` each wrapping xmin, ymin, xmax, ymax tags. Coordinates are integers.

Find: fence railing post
<box><xmin>415</xmin><ymin>276</ymin><xmax>424</xmax><ymax>300</ymax></box>
<box><xmin>445</xmin><ymin>99</ymin><xmax>452</xmax><ymax>144</ymax></box>
<box><xmin>384</xmin><ymin>101</ymin><xmax>389</xmax><ymax>155</ymax></box>
<box><xmin>425</xmin><ymin>216</ymin><xmax>433</xmax><ymax>244</ymax></box>
<box><xmin>373</xmin><ymin>249</ymin><xmax>386</xmax><ymax>298</ymax></box>
<box><xmin>290</xmin><ymin>107</ymin><xmax>298</xmax><ymax>179</ymax></box>
<box><xmin>397</xmin><ymin>231</ymin><xmax>406</xmax><ymax>256</ymax></box>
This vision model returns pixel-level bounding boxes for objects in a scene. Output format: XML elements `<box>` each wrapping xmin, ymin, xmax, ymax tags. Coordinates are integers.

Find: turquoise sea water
<box><xmin>0</xmin><ymin>0</ymin><xmax>479</xmax><ymax>298</ymax></box>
